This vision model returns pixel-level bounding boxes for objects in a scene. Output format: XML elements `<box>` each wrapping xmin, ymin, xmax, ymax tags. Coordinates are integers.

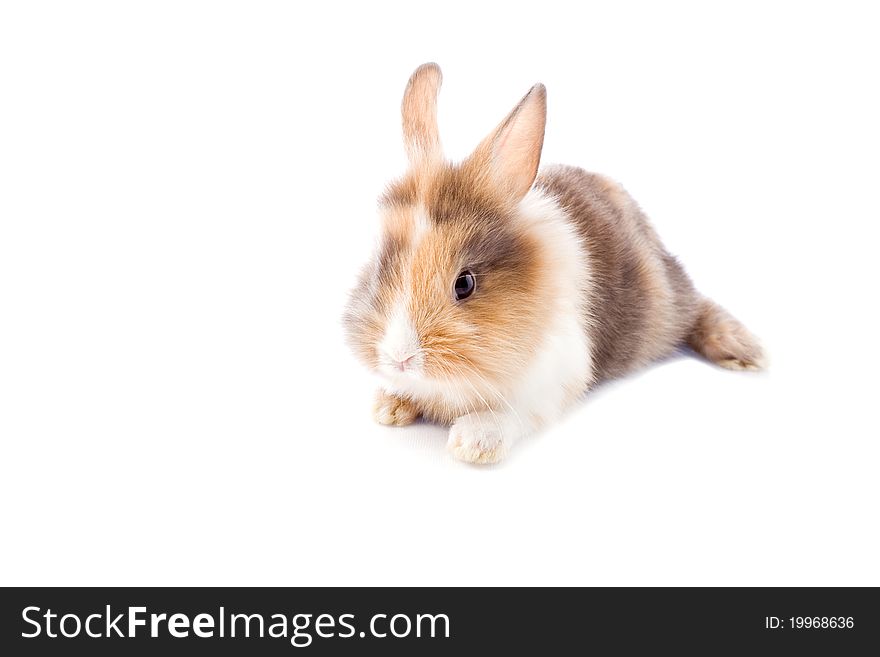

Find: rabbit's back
<box><xmin>536</xmin><ymin>165</ymin><xmax>700</xmax><ymax>381</ymax></box>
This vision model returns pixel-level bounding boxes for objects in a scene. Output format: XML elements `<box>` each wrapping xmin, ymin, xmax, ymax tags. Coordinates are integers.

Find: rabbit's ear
<box><xmin>401</xmin><ymin>63</ymin><xmax>443</xmax><ymax>166</ymax></box>
<box><xmin>470</xmin><ymin>84</ymin><xmax>546</xmax><ymax>201</ymax></box>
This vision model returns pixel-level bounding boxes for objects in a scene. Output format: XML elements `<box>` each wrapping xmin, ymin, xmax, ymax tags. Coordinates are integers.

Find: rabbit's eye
<box><xmin>454</xmin><ymin>270</ymin><xmax>476</xmax><ymax>301</ymax></box>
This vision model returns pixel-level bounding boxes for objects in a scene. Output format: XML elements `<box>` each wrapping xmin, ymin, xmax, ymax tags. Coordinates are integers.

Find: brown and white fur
<box><xmin>344</xmin><ymin>63</ymin><xmax>764</xmax><ymax>464</ymax></box>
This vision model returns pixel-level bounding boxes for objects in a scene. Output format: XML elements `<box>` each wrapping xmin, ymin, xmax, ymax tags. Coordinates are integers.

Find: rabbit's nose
<box><xmin>387</xmin><ymin>352</ymin><xmax>416</xmax><ymax>371</ymax></box>
<box><xmin>394</xmin><ymin>354</ymin><xmax>416</xmax><ymax>371</ymax></box>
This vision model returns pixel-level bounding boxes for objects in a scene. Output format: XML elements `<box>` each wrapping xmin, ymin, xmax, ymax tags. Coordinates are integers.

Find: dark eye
<box><xmin>454</xmin><ymin>270</ymin><xmax>476</xmax><ymax>301</ymax></box>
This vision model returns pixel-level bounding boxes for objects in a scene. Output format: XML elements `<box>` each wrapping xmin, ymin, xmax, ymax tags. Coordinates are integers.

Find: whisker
<box><xmin>426</xmin><ymin>345</ymin><xmax>526</xmax><ymax>432</ymax></box>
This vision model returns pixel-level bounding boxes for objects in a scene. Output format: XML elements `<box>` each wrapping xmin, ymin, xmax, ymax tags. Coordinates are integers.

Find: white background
<box><xmin>1</xmin><ymin>1</ymin><xmax>878</xmax><ymax>586</ymax></box>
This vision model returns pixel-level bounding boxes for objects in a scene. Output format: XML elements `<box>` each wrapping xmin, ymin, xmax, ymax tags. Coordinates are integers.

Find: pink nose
<box><xmin>394</xmin><ymin>355</ymin><xmax>415</xmax><ymax>371</ymax></box>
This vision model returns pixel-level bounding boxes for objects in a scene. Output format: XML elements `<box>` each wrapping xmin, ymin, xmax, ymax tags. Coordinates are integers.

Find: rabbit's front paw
<box><xmin>373</xmin><ymin>390</ymin><xmax>420</xmax><ymax>426</ymax></box>
<box><xmin>447</xmin><ymin>413</ymin><xmax>509</xmax><ymax>465</ymax></box>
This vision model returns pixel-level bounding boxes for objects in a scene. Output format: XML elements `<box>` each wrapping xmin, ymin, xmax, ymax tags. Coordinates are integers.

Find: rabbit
<box><xmin>343</xmin><ymin>63</ymin><xmax>765</xmax><ymax>465</ymax></box>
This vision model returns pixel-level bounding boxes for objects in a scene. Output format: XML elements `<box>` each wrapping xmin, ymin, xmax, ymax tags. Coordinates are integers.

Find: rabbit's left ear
<box><xmin>470</xmin><ymin>84</ymin><xmax>546</xmax><ymax>202</ymax></box>
<box><xmin>401</xmin><ymin>63</ymin><xmax>443</xmax><ymax>166</ymax></box>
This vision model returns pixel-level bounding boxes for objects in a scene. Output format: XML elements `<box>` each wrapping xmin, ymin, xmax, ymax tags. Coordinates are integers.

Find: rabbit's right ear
<box><xmin>401</xmin><ymin>63</ymin><xmax>443</xmax><ymax>166</ymax></box>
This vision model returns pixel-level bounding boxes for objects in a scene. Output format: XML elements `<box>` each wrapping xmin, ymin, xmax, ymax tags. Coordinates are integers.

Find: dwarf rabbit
<box><xmin>344</xmin><ymin>63</ymin><xmax>764</xmax><ymax>464</ymax></box>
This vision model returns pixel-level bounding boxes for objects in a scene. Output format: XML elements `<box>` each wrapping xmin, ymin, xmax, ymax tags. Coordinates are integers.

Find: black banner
<box><xmin>1</xmin><ymin>587</ymin><xmax>876</xmax><ymax>654</ymax></box>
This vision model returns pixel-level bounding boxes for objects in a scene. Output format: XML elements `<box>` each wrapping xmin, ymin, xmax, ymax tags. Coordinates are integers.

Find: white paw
<box><xmin>447</xmin><ymin>414</ymin><xmax>509</xmax><ymax>465</ymax></box>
